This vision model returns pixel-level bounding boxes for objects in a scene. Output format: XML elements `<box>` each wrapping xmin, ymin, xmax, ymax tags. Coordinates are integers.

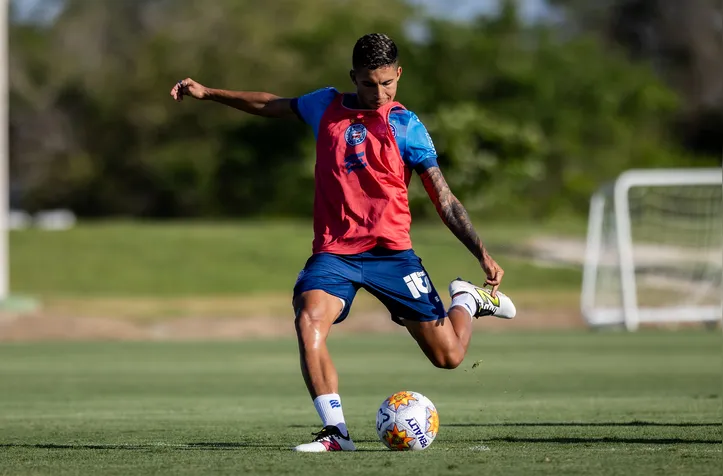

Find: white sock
<box><xmin>450</xmin><ymin>292</ymin><xmax>477</xmax><ymax>320</ymax></box>
<box><xmin>313</xmin><ymin>394</ymin><xmax>348</xmax><ymax>436</ymax></box>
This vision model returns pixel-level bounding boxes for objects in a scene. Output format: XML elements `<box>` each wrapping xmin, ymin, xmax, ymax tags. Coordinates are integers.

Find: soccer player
<box><xmin>171</xmin><ymin>33</ymin><xmax>516</xmax><ymax>452</ymax></box>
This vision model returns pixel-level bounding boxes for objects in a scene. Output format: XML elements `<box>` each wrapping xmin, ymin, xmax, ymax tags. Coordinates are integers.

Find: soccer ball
<box><xmin>376</xmin><ymin>390</ymin><xmax>439</xmax><ymax>451</ymax></box>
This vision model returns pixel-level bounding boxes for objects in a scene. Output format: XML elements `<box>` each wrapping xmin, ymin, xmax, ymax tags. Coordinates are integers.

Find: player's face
<box><xmin>350</xmin><ymin>65</ymin><xmax>402</xmax><ymax>109</ymax></box>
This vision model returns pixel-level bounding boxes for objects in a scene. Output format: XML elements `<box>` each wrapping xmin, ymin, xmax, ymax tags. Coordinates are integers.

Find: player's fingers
<box><xmin>495</xmin><ymin>269</ymin><xmax>505</xmax><ymax>297</ymax></box>
<box><xmin>486</xmin><ymin>269</ymin><xmax>503</xmax><ymax>297</ymax></box>
<box><xmin>174</xmin><ymin>79</ymin><xmax>188</xmax><ymax>101</ymax></box>
<box><xmin>171</xmin><ymin>83</ymin><xmax>182</xmax><ymax>101</ymax></box>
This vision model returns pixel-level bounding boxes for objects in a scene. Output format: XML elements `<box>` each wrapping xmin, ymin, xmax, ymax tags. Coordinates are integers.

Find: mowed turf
<box><xmin>9</xmin><ymin>220</ymin><xmax>584</xmax><ymax>297</ymax></box>
<box><xmin>1</xmin><ymin>331</ymin><xmax>720</xmax><ymax>475</ymax></box>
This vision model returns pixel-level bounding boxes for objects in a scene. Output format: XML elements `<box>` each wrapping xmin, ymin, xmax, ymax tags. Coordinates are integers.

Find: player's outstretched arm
<box><xmin>420</xmin><ymin>166</ymin><xmax>504</xmax><ymax>295</ymax></box>
<box><xmin>170</xmin><ymin>78</ymin><xmax>297</xmax><ymax>119</ymax></box>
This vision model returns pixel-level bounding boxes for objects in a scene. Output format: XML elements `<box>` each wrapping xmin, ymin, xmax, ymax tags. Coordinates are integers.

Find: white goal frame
<box><xmin>581</xmin><ymin>168</ymin><xmax>722</xmax><ymax>331</ymax></box>
<box><xmin>0</xmin><ymin>0</ymin><xmax>8</xmax><ymax>302</ymax></box>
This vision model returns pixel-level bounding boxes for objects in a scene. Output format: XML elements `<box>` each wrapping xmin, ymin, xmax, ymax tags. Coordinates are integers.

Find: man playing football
<box><xmin>171</xmin><ymin>33</ymin><xmax>516</xmax><ymax>452</ymax></box>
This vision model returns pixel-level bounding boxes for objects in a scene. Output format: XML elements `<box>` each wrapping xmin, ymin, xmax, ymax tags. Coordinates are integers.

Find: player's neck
<box><xmin>342</xmin><ymin>94</ymin><xmax>374</xmax><ymax>111</ymax></box>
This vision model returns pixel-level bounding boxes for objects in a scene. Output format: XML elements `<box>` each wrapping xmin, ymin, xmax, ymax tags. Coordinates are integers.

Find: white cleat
<box><xmin>449</xmin><ymin>278</ymin><xmax>516</xmax><ymax>319</ymax></box>
<box><xmin>292</xmin><ymin>425</ymin><xmax>357</xmax><ymax>452</ymax></box>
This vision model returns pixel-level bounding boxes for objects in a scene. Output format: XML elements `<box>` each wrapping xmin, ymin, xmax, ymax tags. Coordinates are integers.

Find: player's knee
<box><xmin>430</xmin><ymin>349</ymin><xmax>464</xmax><ymax>370</ymax></box>
<box><xmin>294</xmin><ymin>307</ymin><xmax>325</xmax><ymax>336</ymax></box>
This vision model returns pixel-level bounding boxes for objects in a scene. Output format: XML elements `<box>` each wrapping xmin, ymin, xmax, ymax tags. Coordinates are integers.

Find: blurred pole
<box><xmin>0</xmin><ymin>0</ymin><xmax>7</xmax><ymax>300</ymax></box>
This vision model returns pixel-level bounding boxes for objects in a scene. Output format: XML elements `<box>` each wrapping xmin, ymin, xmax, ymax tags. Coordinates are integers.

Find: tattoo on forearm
<box><xmin>421</xmin><ymin>168</ymin><xmax>484</xmax><ymax>261</ymax></box>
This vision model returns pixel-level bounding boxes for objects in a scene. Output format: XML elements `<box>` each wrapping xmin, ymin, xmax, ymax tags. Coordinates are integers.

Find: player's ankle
<box><xmin>313</xmin><ymin>393</ymin><xmax>348</xmax><ymax>434</ymax></box>
<box><xmin>450</xmin><ymin>292</ymin><xmax>477</xmax><ymax>320</ymax></box>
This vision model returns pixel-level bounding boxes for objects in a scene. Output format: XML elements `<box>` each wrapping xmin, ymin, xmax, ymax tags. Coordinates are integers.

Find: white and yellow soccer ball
<box><xmin>376</xmin><ymin>390</ymin><xmax>439</xmax><ymax>451</ymax></box>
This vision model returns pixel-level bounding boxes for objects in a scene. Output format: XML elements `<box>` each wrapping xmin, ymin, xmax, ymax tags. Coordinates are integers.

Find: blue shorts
<box><xmin>293</xmin><ymin>248</ymin><xmax>446</xmax><ymax>325</ymax></box>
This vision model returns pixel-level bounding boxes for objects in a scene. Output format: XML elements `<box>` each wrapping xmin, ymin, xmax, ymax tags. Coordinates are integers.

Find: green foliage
<box><xmin>8</xmin><ymin>0</ymin><xmax>713</xmax><ymax>218</ymax></box>
<box><xmin>417</xmin><ymin>103</ymin><xmax>546</xmax><ymax>216</ymax></box>
<box><xmin>405</xmin><ymin>11</ymin><xmax>696</xmax><ymax>217</ymax></box>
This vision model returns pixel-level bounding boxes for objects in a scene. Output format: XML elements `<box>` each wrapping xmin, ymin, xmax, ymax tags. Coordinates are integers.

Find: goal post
<box><xmin>581</xmin><ymin>168</ymin><xmax>722</xmax><ymax>331</ymax></box>
<box><xmin>0</xmin><ymin>0</ymin><xmax>7</xmax><ymax>303</ymax></box>
<box><xmin>0</xmin><ymin>0</ymin><xmax>38</xmax><ymax>313</ymax></box>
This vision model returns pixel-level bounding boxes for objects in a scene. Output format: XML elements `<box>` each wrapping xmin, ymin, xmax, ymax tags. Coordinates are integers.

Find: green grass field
<box><xmin>1</xmin><ymin>331</ymin><xmax>720</xmax><ymax>475</ymax></box>
<box><xmin>8</xmin><ymin>220</ymin><xmax>584</xmax><ymax>319</ymax></box>
<box><xmin>9</xmin><ymin>220</ymin><xmax>584</xmax><ymax>298</ymax></box>
<box><xmin>4</xmin><ymin>220</ymin><xmax>721</xmax><ymax>474</ymax></box>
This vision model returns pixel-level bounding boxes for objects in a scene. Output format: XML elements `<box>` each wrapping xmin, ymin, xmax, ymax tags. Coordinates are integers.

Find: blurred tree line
<box><xmin>8</xmin><ymin>0</ymin><xmax>721</xmax><ymax>219</ymax></box>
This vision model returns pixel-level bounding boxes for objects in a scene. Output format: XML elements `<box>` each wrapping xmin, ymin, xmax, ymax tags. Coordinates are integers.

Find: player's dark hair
<box><xmin>352</xmin><ymin>33</ymin><xmax>398</xmax><ymax>70</ymax></box>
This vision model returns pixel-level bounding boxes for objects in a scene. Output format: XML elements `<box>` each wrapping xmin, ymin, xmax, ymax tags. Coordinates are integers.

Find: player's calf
<box><xmin>428</xmin><ymin>348</ymin><xmax>465</xmax><ymax>370</ymax></box>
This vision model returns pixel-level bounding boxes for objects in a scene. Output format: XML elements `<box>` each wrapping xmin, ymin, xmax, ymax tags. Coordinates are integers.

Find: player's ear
<box><xmin>349</xmin><ymin>69</ymin><xmax>357</xmax><ymax>85</ymax></box>
<box><xmin>396</xmin><ymin>66</ymin><xmax>402</xmax><ymax>81</ymax></box>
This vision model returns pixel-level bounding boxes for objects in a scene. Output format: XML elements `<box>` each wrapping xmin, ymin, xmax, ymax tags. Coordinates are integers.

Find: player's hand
<box><xmin>479</xmin><ymin>252</ymin><xmax>504</xmax><ymax>297</ymax></box>
<box><xmin>170</xmin><ymin>78</ymin><xmax>208</xmax><ymax>101</ymax></box>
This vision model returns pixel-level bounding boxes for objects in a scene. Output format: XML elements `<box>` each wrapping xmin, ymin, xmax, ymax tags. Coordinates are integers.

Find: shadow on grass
<box><xmin>0</xmin><ymin>442</ymin><xmax>284</xmax><ymax>451</ymax></box>
<box><xmin>445</xmin><ymin>421</ymin><xmax>721</xmax><ymax>445</ymax></box>
<box><xmin>486</xmin><ymin>437</ymin><xmax>720</xmax><ymax>444</ymax></box>
<box><xmin>2</xmin><ymin>436</ymin><xmax>719</xmax><ymax>451</ymax></box>
<box><xmin>3</xmin><ymin>421</ymin><xmax>719</xmax><ymax>451</ymax></box>
<box><xmin>446</xmin><ymin>421</ymin><xmax>721</xmax><ymax>428</ymax></box>
<box><xmin>0</xmin><ymin>441</ymin><xmax>391</xmax><ymax>452</ymax></box>
<box><xmin>292</xmin><ymin>421</ymin><xmax>720</xmax><ymax>431</ymax></box>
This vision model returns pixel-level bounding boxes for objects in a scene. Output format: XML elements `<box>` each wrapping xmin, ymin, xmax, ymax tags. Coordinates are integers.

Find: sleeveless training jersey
<box><xmin>291</xmin><ymin>88</ymin><xmax>438</xmax><ymax>254</ymax></box>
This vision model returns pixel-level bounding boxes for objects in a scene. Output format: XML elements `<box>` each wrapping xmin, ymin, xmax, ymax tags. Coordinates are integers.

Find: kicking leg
<box><xmin>405</xmin><ymin>279</ymin><xmax>517</xmax><ymax>369</ymax></box>
<box><xmin>292</xmin><ymin>289</ymin><xmax>356</xmax><ymax>452</ymax></box>
<box><xmin>403</xmin><ymin>308</ymin><xmax>471</xmax><ymax>369</ymax></box>
<box><xmin>359</xmin><ymin>249</ymin><xmax>516</xmax><ymax>370</ymax></box>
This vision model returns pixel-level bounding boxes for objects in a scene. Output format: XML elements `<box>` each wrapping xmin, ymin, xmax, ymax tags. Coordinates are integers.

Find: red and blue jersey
<box><xmin>292</xmin><ymin>87</ymin><xmax>438</xmax><ymax>254</ymax></box>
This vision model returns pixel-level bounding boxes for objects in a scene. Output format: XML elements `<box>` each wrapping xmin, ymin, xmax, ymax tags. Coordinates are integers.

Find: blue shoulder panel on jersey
<box><xmin>389</xmin><ymin>108</ymin><xmax>438</xmax><ymax>173</ymax></box>
<box><xmin>291</xmin><ymin>87</ymin><xmax>339</xmax><ymax>139</ymax></box>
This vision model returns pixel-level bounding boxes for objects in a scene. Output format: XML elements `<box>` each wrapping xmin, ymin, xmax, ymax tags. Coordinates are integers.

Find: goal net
<box><xmin>581</xmin><ymin>168</ymin><xmax>722</xmax><ymax>331</ymax></box>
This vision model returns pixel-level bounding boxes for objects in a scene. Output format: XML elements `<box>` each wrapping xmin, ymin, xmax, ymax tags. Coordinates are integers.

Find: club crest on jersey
<box><xmin>389</xmin><ymin>123</ymin><xmax>397</xmax><ymax>137</ymax></box>
<box><xmin>345</xmin><ymin>123</ymin><xmax>367</xmax><ymax>146</ymax></box>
